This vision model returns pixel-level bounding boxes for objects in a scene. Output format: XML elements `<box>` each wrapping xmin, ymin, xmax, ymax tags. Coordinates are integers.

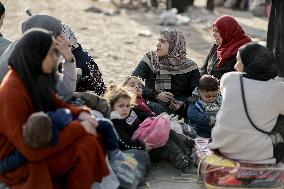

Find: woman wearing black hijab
<box><xmin>0</xmin><ymin>28</ymin><xmax>109</xmax><ymax>189</ymax></box>
<box><xmin>0</xmin><ymin>14</ymin><xmax>76</xmax><ymax>99</ymax></box>
<box><xmin>209</xmin><ymin>43</ymin><xmax>284</xmax><ymax>164</ymax></box>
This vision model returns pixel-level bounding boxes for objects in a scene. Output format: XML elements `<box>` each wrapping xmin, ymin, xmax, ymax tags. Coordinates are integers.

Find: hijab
<box><xmin>143</xmin><ymin>29</ymin><xmax>198</xmax><ymax>75</ymax></box>
<box><xmin>239</xmin><ymin>43</ymin><xmax>278</xmax><ymax>81</ymax></box>
<box><xmin>9</xmin><ymin>28</ymin><xmax>57</xmax><ymax>112</ymax></box>
<box><xmin>21</xmin><ymin>14</ymin><xmax>62</xmax><ymax>36</ymax></box>
<box><xmin>61</xmin><ymin>23</ymin><xmax>79</xmax><ymax>49</ymax></box>
<box><xmin>0</xmin><ymin>14</ymin><xmax>63</xmax><ymax>82</ymax></box>
<box><xmin>142</xmin><ymin>29</ymin><xmax>198</xmax><ymax>91</ymax></box>
<box><xmin>214</xmin><ymin>15</ymin><xmax>251</xmax><ymax>68</ymax></box>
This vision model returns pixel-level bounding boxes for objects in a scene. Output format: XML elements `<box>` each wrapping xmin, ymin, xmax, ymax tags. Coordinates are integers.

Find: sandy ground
<box><xmin>2</xmin><ymin>0</ymin><xmax>268</xmax><ymax>84</ymax></box>
<box><xmin>1</xmin><ymin>0</ymin><xmax>269</xmax><ymax>188</ymax></box>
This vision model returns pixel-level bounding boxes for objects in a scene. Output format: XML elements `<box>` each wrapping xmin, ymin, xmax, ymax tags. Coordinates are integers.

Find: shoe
<box><xmin>182</xmin><ymin>166</ymin><xmax>198</xmax><ymax>175</ymax></box>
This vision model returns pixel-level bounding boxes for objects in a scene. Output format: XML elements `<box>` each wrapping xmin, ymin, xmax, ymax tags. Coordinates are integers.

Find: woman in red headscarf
<box><xmin>201</xmin><ymin>15</ymin><xmax>251</xmax><ymax>79</ymax></box>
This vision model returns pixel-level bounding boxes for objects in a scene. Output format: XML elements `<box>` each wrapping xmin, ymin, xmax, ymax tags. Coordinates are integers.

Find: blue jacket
<box><xmin>187</xmin><ymin>95</ymin><xmax>221</xmax><ymax>138</ymax></box>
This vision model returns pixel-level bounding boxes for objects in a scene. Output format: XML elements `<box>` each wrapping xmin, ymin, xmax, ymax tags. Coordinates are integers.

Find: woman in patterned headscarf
<box><xmin>201</xmin><ymin>15</ymin><xmax>251</xmax><ymax>79</ymax></box>
<box><xmin>61</xmin><ymin>23</ymin><xmax>106</xmax><ymax>96</ymax></box>
<box><xmin>132</xmin><ymin>29</ymin><xmax>200</xmax><ymax>115</ymax></box>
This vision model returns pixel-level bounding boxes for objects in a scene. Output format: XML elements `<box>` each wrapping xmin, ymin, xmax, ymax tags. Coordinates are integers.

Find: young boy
<box><xmin>0</xmin><ymin>108</ymin><xmax>130</xmax><ymax>173</ymax></box>
<box><xmin>187</xmin><ymin>74</ymin><xmax>222</xmax><ymax>138</ymax></box>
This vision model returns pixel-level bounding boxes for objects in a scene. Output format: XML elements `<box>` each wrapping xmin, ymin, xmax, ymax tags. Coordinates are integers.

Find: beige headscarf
<box><xmin>142</xmin><ymin>29</ymin><xmax>198</xmax><ymax>91</ymax></box>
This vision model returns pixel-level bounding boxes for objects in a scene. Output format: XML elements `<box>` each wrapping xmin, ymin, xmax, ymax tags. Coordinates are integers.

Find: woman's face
<box><xmin>156</xmin><ymin>34</ymin><xmax>169</xmax><ymax>57</ymax></box>
<box><xmin>0</xmin><ymin>13</ymin><xmax>5</xmax><ymax>29</ymax></box>
<box><xmin>42</xmin><ymin>41</ymin><xmax>60</xmax><ymax>74</ymax></box>
<box><xmin>212</xmin><ymin>26</ymin><xmax>222</xmax><ymax>46</ymax></box>
<box><xmin>234</xmin><ymin>51</ymin><xmax>244</xmax><ymax>72</ymax></box>
<box><xmin>113</xmin><ymin>97</ymin><xmax>131</xmax><ymax>119</ymax></box>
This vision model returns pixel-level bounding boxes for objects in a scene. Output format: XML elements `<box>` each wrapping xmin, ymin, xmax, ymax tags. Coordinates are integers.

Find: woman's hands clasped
<box><xmin>156</xmin><ymin>92</ymin><xmax>174</xmax><ymax>103</ymax></box>
<box><xmin>156</xmin><ymin>92</ymin><xmax>184</xmax><ymax>111</ymax></box>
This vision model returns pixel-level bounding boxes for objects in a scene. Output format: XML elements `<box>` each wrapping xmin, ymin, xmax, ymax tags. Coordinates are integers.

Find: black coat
<box><xmin>201</xmin><ymin>44</ymin><xmax>237</xmax><ymax>79</ymax></box>
<box><xmin>111</xmin><ymin>111</ymin><xmax>145</xmax><ymax>151</ymax></box>
<box><xmin>132</xmin><ymin>60</ymin><xmax>200</xmax><ymax>102</ymax></box>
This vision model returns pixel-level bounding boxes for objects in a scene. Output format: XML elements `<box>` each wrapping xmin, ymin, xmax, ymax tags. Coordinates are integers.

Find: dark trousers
<box><xmin>267</xmin><ymin>0</ymin><xmax>284</xmax><ymax>77</ymax></box>
<box><xmin>149</xmin><ymin>131</ymin><xmax>194</xmax><ymax>170</ymax></box>
<box><xmin>97</xmin><ymin>119</ymin><xmax>119</xmax><ymax>151</ymax></box>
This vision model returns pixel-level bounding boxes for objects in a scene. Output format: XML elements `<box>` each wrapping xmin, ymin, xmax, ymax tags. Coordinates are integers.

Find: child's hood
<box><xmin>110</xmin><ymin>111</ymin><xmax>123</xmax><ymax>120</ymax></box>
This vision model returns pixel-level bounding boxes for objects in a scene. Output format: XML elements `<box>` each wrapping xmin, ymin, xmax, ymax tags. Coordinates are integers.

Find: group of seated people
<box><xmin>0</xmin><ymin>1</ymin><xmax>283</xmax><ymax>188</ymax></box>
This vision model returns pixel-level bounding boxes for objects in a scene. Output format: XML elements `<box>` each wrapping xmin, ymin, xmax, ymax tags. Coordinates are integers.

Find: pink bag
<box><xmin>132</xmin><ymin>115</ymin><xmax>170</xmax><ymax>149</ymax></box>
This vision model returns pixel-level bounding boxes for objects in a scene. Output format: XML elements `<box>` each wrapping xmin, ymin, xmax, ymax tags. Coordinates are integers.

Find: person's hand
<box><xmin>145</xmin><ymin>143</ymin><xmax>154</xmax><ymax>151</ymax></box>
<box><xmin>81</xmin><ymin>120</ymin><xmax>97</xmax><ymax>135</ymax></box>
<box><xmin>156</xmin><ymin>92</ymin><xmax>174</xmax><ymax>103</ymax></box>
<box><xmin>78</xmin><ymin>111</ymin><xmax>98</xmax><ymax>128</ymax></box>
<box><xmin>54</xmin><ymin>35</ymin><xmax>74</xmax><ymax>62</ymax></box>
<box><xmin>78</xmin><ymin>111</ymin><xmax>94</xmax><ymax>121</ymax></box>
<box><xmin>169</xmin><ymin>100</ymin><xmax>184</xmax><ymax>111</ymax></box>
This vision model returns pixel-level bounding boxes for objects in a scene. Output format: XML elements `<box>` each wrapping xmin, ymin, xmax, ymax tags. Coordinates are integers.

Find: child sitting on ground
<box><xmin>108</xmin><ymin>82</ymin><xmax>196</xmax><ymax>174</ymax></box>
<box><xmin>187</xmin><ymin>74</ymin><xmax>222</xmax><ymax>138</ymax></box>
<box><xmin>105</xmin><ymin>84</ymin><xmax>153</xmax><ymax>188</ymax></box>
<box><xmin>0</xmin><ymin>108</ymin><xmax>133</xmax><ymax>174</ymax></box>
<box><xmin>122</xmin><ymin>76</ymin><xmax>156</xmax><ymax>121</ymax></box>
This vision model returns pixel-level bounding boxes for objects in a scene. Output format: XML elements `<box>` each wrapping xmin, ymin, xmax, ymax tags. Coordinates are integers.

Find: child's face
<box><xmin>199</xmin><ymin>90</ymin><xmax>218</xmax><ymax>103</ymax></box>
<box><xmin>126</xmin><ymin>78</ymin><xmax>143</xmax><ymax>97</ymax></box>
<box><xmin>113</xmin><ymin>97</ymin><xmax>131</xmax><ymax>119</ymax></box>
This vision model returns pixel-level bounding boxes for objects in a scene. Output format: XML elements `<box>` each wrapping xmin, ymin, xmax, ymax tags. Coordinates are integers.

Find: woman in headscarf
<box><xmin>209</xmin><ymin>43</ymin><xmax>283</xmax><ymax>164</ymax></box>
<box><xmin>201</xmin><ymin>15</ymin><xmax>251</xmax><ymax>79</ymax></box>
<box><xmin>61</xmin><ymin>23</ymin><xmax>106</xmax><ymax>96</ymax></box>
<box><xmin>0</xmin><ymin>14</ymin><xmax>76</xmax><ymax>99</ymax></box>
<box><xmin>132</xmin><ymin>29</ymin><xmax>200</xmax><ymax>115</ymax></box>
<box><xmin>0</xmin><ymin>28</ymin><xmax>109</xmax><ymax>189</ymax></box>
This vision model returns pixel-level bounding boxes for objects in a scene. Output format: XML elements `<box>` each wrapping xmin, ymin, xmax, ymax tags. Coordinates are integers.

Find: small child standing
<box><xmin>0</xmin><ymin>108</ymin><xmax>130</xmax><ymax>174</ymax></box>
<box><xmin>187</xmin><ymin>74</ymin><xmax>222</xmax><ymax>138</ymax></box>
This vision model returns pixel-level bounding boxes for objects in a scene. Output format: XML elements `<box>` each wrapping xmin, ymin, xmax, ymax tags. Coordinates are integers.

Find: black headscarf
<box><xmin>8</xmin><ymin>28</ymin><xmax>57</xmax><ymax>112</ymax></box>
<box><xmin>0</xmin><ymin>1</ymin><xmax>5</xmax><ymax>16</ymax></box>
<box><xmin>239</xmin><ymin>43</ymin><xmax>278</xmax><ymax>81</ymax></box>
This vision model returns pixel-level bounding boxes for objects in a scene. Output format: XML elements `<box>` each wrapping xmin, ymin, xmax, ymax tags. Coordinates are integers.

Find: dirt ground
<box><xmin>2</xmin><ymin>0</ymin><xmax>268</xmax><ymax>84</ymax></box>
<box><xmin>1</xmin><ymin>0</ymin><xmax>269</xmax><ymax>188</ymax></box>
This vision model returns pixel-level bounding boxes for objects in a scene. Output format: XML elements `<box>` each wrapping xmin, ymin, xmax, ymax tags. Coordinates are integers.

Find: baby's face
<box><xmin>126</xmin><ymin>78</ymin><xmax>143</xmax><ymax>97</ymax></box>
<box><xmin>199</xmin><ymin>90</ymin><xmax>218</xmax><ymax>103</ymax></box>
